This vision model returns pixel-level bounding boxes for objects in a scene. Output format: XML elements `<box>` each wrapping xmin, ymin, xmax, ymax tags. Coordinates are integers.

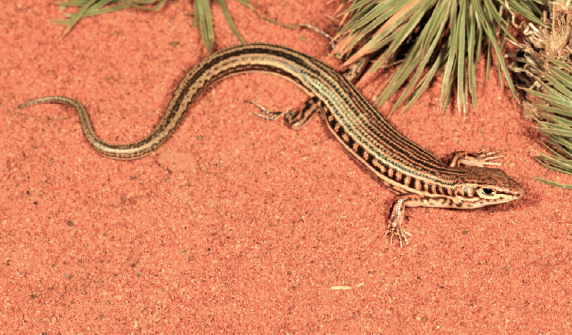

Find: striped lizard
<box><xmin>19</xmin><ymin>44</ymin><xmax>524</xmax><ymax>246</ymax></box>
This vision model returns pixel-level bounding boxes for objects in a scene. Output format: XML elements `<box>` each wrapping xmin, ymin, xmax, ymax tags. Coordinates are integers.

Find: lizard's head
<box><xmin>453</xmin><ymin>168</ymin><xmax>524</xmax><ymax>208</ymax></box>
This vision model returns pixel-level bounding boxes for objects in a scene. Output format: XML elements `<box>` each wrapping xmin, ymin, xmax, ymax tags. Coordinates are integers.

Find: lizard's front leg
<box><xmin>385</xmin><ymin>194</ymin><xmax>425</xmax><ymax>247</ymax></box>
<box><xmin>448</xmin><ymin>148</ymin><xmax>504</xmax><ymax>168</ymax></box>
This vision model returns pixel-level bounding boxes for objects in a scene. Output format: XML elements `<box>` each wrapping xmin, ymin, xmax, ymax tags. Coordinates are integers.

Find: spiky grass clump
<box><xmin>332</xmin><ymin>0</ymin><xmax>543</xmax><ymax>116</ymax></box>
<box><xmin>509</xmin><ymin>0</ymin><xmax>572</xmax><ymax>188</ymax></box>
<box><xmin>526</xmin><ymin>60</ymin><xmax>572</xmax><ymax>189</ymax></box>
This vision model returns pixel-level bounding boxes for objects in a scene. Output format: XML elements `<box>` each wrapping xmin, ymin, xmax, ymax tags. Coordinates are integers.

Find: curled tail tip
<box><xmin>18</xmin><ymin>98</ymin><xmax>46</xmax><ymax>109</ymax></box>
<box><xmin>18</xmin><ymin>102</ymin><xmax>32</xmax><ymax>109</ymax></box>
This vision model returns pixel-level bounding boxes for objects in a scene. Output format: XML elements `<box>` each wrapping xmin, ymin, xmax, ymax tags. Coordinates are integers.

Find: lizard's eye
<box><xmin>477</xmin><ymin>187</ymin><xmax>497</xmax><ymax>199</ymax></box>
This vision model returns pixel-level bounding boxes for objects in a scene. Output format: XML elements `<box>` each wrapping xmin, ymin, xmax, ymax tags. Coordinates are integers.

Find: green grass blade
<box><xmin>125</xmin><ymin>0</ymin><xmax>168</xmax><ymax>11</ymax></box>
<box><xmin>235</xmin><ymin>0</ymin><xmax>251</xmax><ymax>7</ymax></box>
<box><xmin>195</xmin><ymin>0</ymin><xmax>215</xmax><ymax>53</ymax></box>
<box><xmin>457</xmin><ymin>0</ymin><xmax>467</xmax><ymax>115</ymax></box>
<box><xmin>400</xmin><ymin>47</ymin><xmax>447</xmax><ymax>113</ymax></box>
<box><xmin>496</xmin><ymin>35</ymin><xmax>506</xmax><ymax>87</ymax></box>
<box><xmin>59</xmin><ymin>0</ymin><xmax>98</xmax><ymax>38</ymax></box>
<box><xmin>533</xmin><ymin>178</ymin><xmax>572</xmax><ymax>188</ymax></box>
<box><xmin>340</xmin><ymin>0</ymin><xmax>379</xmax><ymax>15</ymax></box>
<box><xmin>73</xmin><ymin>3</ymin><xmax>132</xmax><ymax>18</ymax></box>
<box><xmin>543</xmin><ymin>68</ymin><xmax>572</xmax><ymax>101</ymax></box>
<box><xmin>54</xmin><ymin>0</ymin><xmax>251</xmax><ymax>51</ymax></box>
<box><xmin>379</xmin><ymin>0</ymin><xmax>438</xmax><ymax>64</ymax></box>
<box><xmin>338</xmin><ymin>0</ymin><xmax>401</xmax><ymax>35</ymax></box>
<box><xmin>388</xmin><ymin>0</ymin><xmax>450</xmax><ymax>113</ymax></box>
<box><xmin>440</xmin><ymin>0</ymin><xmax>457</xmax><ymax>114</ymax></box>
<box><xmin>55</xmin><ymin>0</ymin><xmax>167</xmax><ymax>36</ymax></box>
<box><xmin>58</xmin><ymin>0</ymin><xmax>94</xmax><ymax>6</ymax></box>
<box><xmin>475</xmin><ymin>10</ymin><xmax>483</xmax><ymax>67</ymax></box>
<box><xmin>547</xmin><ymin>136</ymin><xmax>572</xmax><ymax>156</ymax></box>
<box><xmin>342</xmin><ymin>0</ymin><xmax>425</xmax><ymax>64</ymax></box>
<box><xmin>483</xmin><ymin>0</ymin><xmax>513</xmax><ymax>42</ymax></box>
<box><xmin>216</xmin><ymin>0</ymin><xmax>246</xmax><ymax>44</ymax></box>
<box><xmin>537</xmin><ymin>154</ymin><xmax>572</xmax><ymax>171</ymax></box>
<box><xmin>467</xmin><ymin>3</ymin><xmax>477</xmax><ymax>110</ymax></box>
<box><xmin>506</xmin><ymin>0</ymin><xmax>544</xmax><ymax>25</ymax></box>
<box><xmin>473</xmin><ymin>0</ymin><xmax>517</xmax><ymax>99</ymax></box>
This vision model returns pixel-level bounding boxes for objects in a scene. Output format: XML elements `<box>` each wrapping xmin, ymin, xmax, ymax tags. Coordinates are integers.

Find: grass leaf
<box><xmin>216</xmin><ymin>0</ymin><xmax>247</xmax><ymax>45</ymax></box>
<box><xmin>53</xmin><ymin>0</ymin><xmax>251</xmax><ymax>51</ymax></box>
<box><xmin>195</xmin><ymin>0</ymin><xmax>215</xmax><ymax>53</ymax></box>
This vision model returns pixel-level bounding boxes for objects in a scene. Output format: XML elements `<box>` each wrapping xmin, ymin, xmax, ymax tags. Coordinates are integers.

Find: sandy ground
<box><xmin>1</xmin><ymin>0</ymin><xmax>571</xmax><ymax>332</ymax></box>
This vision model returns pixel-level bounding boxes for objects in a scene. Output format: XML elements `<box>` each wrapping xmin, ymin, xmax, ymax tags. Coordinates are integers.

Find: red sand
<box><xmin>1</xmin><ymin>0</ymin><xmax>571</xmax><ymax>333</ymax></box>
